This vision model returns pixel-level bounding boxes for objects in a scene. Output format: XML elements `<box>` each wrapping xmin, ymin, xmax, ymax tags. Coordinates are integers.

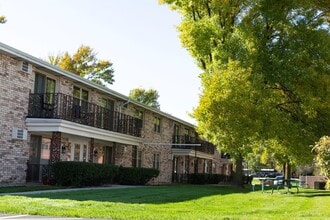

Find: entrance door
<box><xmin>71</xmin><ymin>142</ymin><xmax>89</xmax><ymax>162</ymax></box>
<box><xmin>27</xmin><ymin>135</ymin><xmax>50</xmax><ymax>182</ymax></box>
<box><xmin>104</xmin><ymin>146</ymin><xmax>113</xmax><ymax>164</ymax></box>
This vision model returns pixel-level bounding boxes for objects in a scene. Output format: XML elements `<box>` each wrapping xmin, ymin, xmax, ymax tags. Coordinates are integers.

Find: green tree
<box><xmin>129</xmin><ymin>88</ymin><xmax>160</xmax><ymax>110</ymax></box>
<box><xmin>161</xmin><ymin>0</ymin><xmax>330</xmax><ymax>185</ymax></box>
<box><xmin>48</xmin><ymin>45</ymin><xmax>114</xmax><ymax>85</ymax></box>
<box><xmin>313</xmin><ymin>136</ymin><xmax>330</xmax><ymax>190</ymax></box>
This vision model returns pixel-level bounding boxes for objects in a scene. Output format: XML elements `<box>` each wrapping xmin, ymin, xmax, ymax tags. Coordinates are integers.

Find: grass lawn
<box><xmin>0</xmin><ymin>184</ymin><xmax>329</xmax><ymax>220</ymax></box>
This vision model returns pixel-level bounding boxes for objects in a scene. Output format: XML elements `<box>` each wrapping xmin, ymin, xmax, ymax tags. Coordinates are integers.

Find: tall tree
<box><xmin>48</xmin><ymin>45</ymin><xmax>114</xmax><ymax>85</ymax></box>
<box><xmin>161</xmin><ymin>0</ymin><xmax>330</xmax><ymax>185</ymax></box>
<box><xmin>129</xmin><ymin>88</ymin><xmax>160</xmax><ymax>110</ymax></box>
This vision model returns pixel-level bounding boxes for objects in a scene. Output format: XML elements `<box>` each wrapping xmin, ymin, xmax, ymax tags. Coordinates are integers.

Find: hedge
<box><xmin>52</xmin><ymin>161</ymin><xmax>118</xmax><ymax>186</ymax></box>
<box><xmin>116</xmin><ymin>166</ymin><xmax>160</xmax><ymax>185</ymax></box>
<box><xmin>188</xmin><ymin>173</ymin><xmax>229</xmax><ymax>184</ymax></box>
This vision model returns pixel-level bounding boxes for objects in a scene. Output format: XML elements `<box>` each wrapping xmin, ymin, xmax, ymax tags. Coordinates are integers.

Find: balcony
<box><xmin>27</xmin><ymin>93</ymin><xmax>142</xmax><ymax>137</ymax></box>
<box><xmin>172</xmin><ymin>135</ymin><xmax>215</xmax><ymax>154</ymax></box>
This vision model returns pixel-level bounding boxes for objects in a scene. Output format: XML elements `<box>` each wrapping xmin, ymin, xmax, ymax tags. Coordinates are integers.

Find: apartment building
<box><xmin>0</xmin><ymin>42</ymin><xmax>231</xmax><ymax>186</ymax></box>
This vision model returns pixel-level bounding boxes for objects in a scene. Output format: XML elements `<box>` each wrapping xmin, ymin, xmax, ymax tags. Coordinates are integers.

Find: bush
<box><xmin>52</xmin><ymin>161</ymin><xmax>118</xmax><ymax>187</ymax></box>
<box><xmin>188</xmin><ymin>173</ymin><xmax>228</xmax><ymax>184</ymax></box>
<box><xmin>188</xmin><ymin>173</ymin><xmax>225</xmax><ymax>184</ymax></box>
<box><xmin>116</xmin><ymin>167</ymin><xmax>160</xmax><ymax>185</ymax></box>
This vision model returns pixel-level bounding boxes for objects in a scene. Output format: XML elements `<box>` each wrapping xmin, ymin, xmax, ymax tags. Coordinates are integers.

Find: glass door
<box><xmin>27</xmin><ymin>136</ymin><xmax>50</xmax><ymax>182</ymax></box>
<box><xmin>71</xmin><ymin>142</ymin><xmax>89</xmax><ymax>162</ymax></box>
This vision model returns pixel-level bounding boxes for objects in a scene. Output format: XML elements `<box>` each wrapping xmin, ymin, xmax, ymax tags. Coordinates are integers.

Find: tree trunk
<box><xmin>285</xmin><ymin>162</ymin><xmax>291</xmax><ymax>181</ymax></box>
<box><xmin>232</xmin><ymin>155</ymin><xmax>244</xmax><ymax>187</ymax></box>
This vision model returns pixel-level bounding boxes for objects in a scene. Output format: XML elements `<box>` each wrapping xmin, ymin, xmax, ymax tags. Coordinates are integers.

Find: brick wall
<box><xmin>0</xmin><ymin>55</ymin><xmax>34</xmax><ymax>185</ymax></box>
<box><xmin>0</xmin><ymin>52</ymin><xmax>224</xmax><ymax>186</ymax></box>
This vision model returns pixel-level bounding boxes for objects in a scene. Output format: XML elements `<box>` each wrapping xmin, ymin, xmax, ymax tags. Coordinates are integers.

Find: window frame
<box><xmin>153</xmin><ymin>153</ymin><xmax>160</xmax><ymax>170</ymax></box>
<box><xmin>132</xmin><ymin>146</ymin><xmax>142</xmax><ymax>168</ymax></box>
<box><xmin>153</xmin><ymin>116</ymin><xmax>161</xmax><ymax>133</ymax></box>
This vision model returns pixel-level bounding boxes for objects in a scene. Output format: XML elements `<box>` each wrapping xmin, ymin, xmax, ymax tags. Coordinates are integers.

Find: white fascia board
<box><xmin>26</xmin><ymin>118</ymin><xmax>142</xmax><ymax>146</ymax></box>
<box><xmin>195</xmin><ymin>151</ymin><xmax>214</xmax><ymax>160</ymax></box>
<box><xmin>171</xmin><ymin>148</ymin><xmax>214</xmax><ymax>160</ymax></box>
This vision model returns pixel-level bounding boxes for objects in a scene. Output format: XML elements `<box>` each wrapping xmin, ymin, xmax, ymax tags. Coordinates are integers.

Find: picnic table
<box><xmin>252</xmin><ymin>177</ymin><xmax>276</xmax><ymax>193</ymax></box>
<box><xmin>284</xmin><ymin>178</ymin><xmax>300</xmax><ymax>193</ymax></box>
<box><xmin>252</xmin><ymin>177</ymin><xmax>301</xmax><ymax>194</ymax></box>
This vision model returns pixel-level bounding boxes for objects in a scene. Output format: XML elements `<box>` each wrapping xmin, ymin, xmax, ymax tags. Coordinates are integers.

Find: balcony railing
<box><xmin>172</xmin><ymin>135</ymin><xmax>215</xmax><ymax>154</ymax></box>
<box><xmin>27</xmin><ymin>93</ymin><xmax>142</xmax><ymax>137</ymax></box>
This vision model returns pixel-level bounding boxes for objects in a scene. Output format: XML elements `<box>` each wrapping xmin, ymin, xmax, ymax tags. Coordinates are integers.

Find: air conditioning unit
<box><xmin>12</xmin><ymin>128</ymin><xmax>28</xmax><ymax>140</ymax></box>
<box><xmin>17</xmin><ymin>61</ymin><xmax>32</xmax><ymax>74</ymax></box>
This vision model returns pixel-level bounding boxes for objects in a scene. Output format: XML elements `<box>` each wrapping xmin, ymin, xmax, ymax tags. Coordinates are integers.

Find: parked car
<box><xmin>274</xmin><ymin>175</ymin><xmax>284</xmax><ymax>185</ymax></box>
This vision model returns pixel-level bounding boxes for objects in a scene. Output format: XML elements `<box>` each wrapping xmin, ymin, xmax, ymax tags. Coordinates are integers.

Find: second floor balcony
<box><xmin>172</xmin><ymin>135</ymin><xmax>215</xmax><ymax>154</ymax></box>
<box><xmin>27</xmin><ymin>93</ymin><xmax>142</xmax><ymax>137</ymax></box>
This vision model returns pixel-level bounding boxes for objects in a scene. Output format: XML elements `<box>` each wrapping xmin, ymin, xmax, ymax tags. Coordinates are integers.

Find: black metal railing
<box><xmin>172</xmin><ymin>135</ymin><xmax>215</xmax><ymax>154</ymax></box>
<box><xmin>28</xmin><ymin>93</ymin><xmax>142</xmax><ymax>137</ymax></box>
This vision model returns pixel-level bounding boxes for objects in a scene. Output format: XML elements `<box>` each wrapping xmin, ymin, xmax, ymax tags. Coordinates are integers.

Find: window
<box><xmin>184</xmin><ymin>128</ymin><xmax>190</xmax><ymax>142</ymax></box>
<box><xmin>101</xmin><ymin>98</ymin><xmax>114</xmax><ymax>129</ymax></box>
<box><xmin>153</xmin><ymin>117</ymin><xmax>161</xmax><ymax>133</ymax></box>
<box><xmin>34</xmin><ymin>73</ymin><xmax>56</xmax><ymax>94</ymax></box>
<box><xmin>132</xmin><ymin>146</ymin><xmax>142</xmax><ymax>168</ymax></box>
<box><xmin>73</xmin><ymin>86</ymin><xmax>88</xmax><ymax>102</ymax></box>
<box><xmin>153</xmin><ymin>153</ymin><xmax>160</xmax><ymax>170</ymax></box>
<box><xmin>73</xmin><ymin>86</ymin><xmax>89</xmax><ymax>117</ymax></box>
<box><xmin>34</xmin><ymin>73</ymin><xmax>56</xmax><ymax>106</ymax></box>
<box><xmin>101</xmin><ymin>98</ymin><xmax>114</xmax><ymax>110</ymax></box>
<box><xmin>173</xmin><ymin>124</ymin><xmax>180</xmax><ymax>143</ymax></box>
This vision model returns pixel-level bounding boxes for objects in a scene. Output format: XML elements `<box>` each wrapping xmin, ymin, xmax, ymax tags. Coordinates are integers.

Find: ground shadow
<box><xmin>13</xmin><ymin>184</ymin><xmax>251</xmax><ymax>204</ymax></box>
<box><xmin>295</xmin><ymin>190</ymin><xmax>330</xmax><ymax>198</ymax></box>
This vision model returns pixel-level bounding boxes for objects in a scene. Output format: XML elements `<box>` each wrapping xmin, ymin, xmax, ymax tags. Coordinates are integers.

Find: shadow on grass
<box><xmin>295</xmin><ymin>189</ymin><xmax>330</xmax><ymax>198</ymax></box>
<box><xmin>18</xmin><ymin>184</ymin><xmax>251</xmax><ymax>204</ymax></box>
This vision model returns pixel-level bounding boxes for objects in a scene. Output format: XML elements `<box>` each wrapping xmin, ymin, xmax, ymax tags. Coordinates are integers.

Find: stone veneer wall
<box><xmin>0</xmin><ymin>55</ymin><xmax>34</xmax><ymax>185</ymax></box>
<box><xmin>140</xmin><ymin>111</ymin><xmax>174</xmax><ymax>184</ymax></box>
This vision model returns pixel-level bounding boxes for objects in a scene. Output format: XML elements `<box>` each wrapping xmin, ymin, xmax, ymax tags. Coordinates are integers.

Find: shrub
<box><xmin>52</xmin><ymin>161</ymin><xmax>118</xmax><ymax>187</ymax></box>
<box><xmin>116</xmin><ymin>167</ymin><xmax>160</xmax><ymax>185</ymax></box>
<box><xmin>188</xmin><ymin>173</ymin><xmax>228</xmax><ymax>184</ymax></box>
<box><xmin>313</xmin><ymin>136</ymin><xmax>330</xmax><ymax>190</ymax></box>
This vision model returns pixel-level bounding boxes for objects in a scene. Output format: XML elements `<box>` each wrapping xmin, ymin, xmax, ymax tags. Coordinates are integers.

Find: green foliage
<box><xmin>52</xmin><ymin>161</ymin><xmax>118</xmax><ymax>186</ymax></box>
<box><xmin>313</xmin><ymin>136</ymin><xmax>330</xmax><ymax>189</ymax></box>
<box><xmin>129</xmin><ymin>88</ymin><xmax>160</xmax><ymax>109</ymax></box>
<box><xmin>116</xmin><ymin>167</ymin><xmax>160</xmax><ymax>185</ymax></box>
<box><xmin>48</xmin><ymin>45</ymin><xmax>115</xmax><ymax>85</ymax></box>
<box><xmin>161</xmin><ymin>0</ymin><xmax>330</xmax><ymax>179</ymax></box>
<box><xmin>188</xmin><ymin>173</ymin><xmax>229</xmax><ymax>184</ymax></box>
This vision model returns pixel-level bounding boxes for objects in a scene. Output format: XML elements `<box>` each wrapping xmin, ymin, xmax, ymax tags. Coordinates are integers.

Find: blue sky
<box><xmin>0</xmin><ymin>0</ymin><xmax>201</xmax><ymax>124</ymax></box>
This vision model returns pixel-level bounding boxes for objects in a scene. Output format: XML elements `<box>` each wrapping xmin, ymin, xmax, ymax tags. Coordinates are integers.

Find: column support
<box><xmin>49</xmin><ymin>132</ymin><xmax>61</xmax><ymax>165</ymax></box>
